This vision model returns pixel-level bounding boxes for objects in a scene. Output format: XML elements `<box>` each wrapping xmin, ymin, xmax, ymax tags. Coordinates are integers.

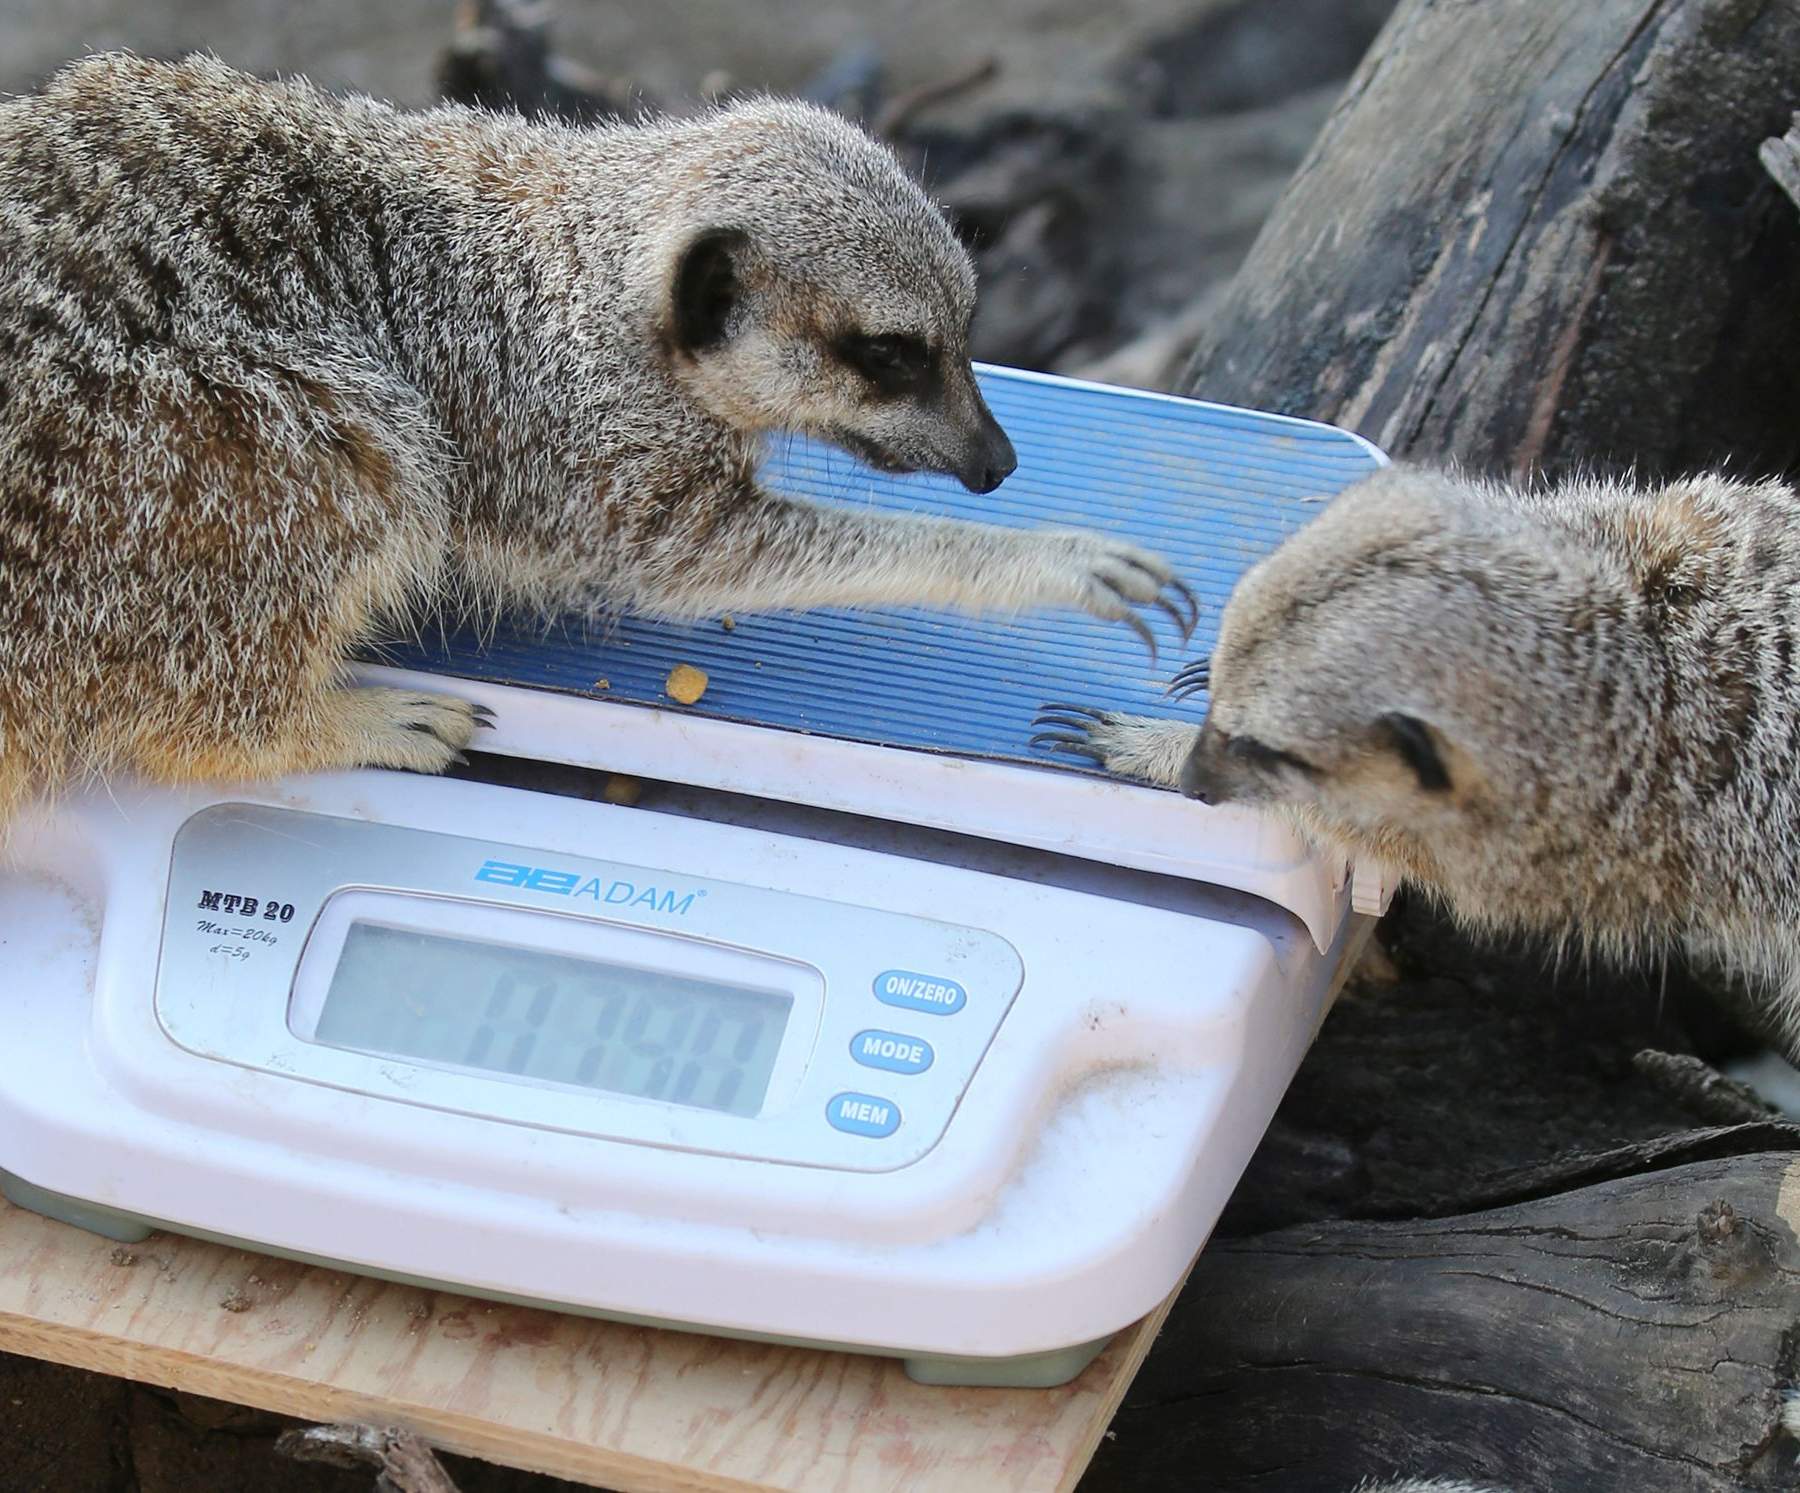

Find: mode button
<box><xmin>851</xmin><ymin>1029</ymin><xmax>934</xmax><ymax>1075</ymax></box>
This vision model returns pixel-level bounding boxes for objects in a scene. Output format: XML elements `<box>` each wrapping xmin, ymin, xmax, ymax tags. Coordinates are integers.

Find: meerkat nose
<box><xmin>1180</xmin><ymin>723</ymin><xmax>1225</xmax><ymax>804</ymax></box>
<box><xmin>960</xmin><ymin>425</ymin><xmax>1017</xmax><ymax>494</ymax></box>
<box><xmin>1179</xmin><ymin>755</ymin><xmax>1216</xmax><ymax>804</ymax></box>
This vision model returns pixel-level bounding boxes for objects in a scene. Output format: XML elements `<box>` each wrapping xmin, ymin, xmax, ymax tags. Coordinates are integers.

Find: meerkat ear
<box><xmin>1624</xmin><ymin>485</ymin><xmax>1721</xmax><ymax>607</ymax></box>
<box><xmin>672</xmin><ymin>228</ymin><xmax>751</xmax><ymax>354</ymax></box>
<box><xmin>1376</xmin><ymin>712</ymin><xmax>1452</xmax><ymax>793</ymax></box>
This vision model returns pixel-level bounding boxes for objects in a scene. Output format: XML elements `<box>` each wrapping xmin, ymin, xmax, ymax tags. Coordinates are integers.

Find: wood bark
<box><xmin>1181</xmin><ymin>0</ymin><xmax>1800</xmax><ymax>478</ymax></box>
<box><xmin>1083</xmin><ymin>1152</ymin><xmax>1800</xmax><ymax>1493</ymax></box>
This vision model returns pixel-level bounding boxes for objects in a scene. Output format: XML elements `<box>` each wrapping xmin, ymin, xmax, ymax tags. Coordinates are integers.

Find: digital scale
<box><xmin>0</xmin><ymin>369</ymin><xmax>1389</xmax><ymax>1388</ymax></box>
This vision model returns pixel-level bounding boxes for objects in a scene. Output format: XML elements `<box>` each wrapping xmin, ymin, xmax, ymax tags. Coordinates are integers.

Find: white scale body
<box><xmin>0</xmin><ymin>678</ymin><xmax>1381</xmax><ymax>1387</ymax></box>
<box><xmin>0</xmin><ymin>369</ymin><xmax>1392</xmax><ymax>1386</ymax></box>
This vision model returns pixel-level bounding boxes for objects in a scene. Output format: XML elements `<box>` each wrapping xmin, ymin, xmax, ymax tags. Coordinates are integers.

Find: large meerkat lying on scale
<box><xmin>1037</xmin><ymin>464</ymin><xmax>1800</xmax><ymax>1044</ymax></box>
<box><xmin>0</xmin><ymin>54</ymin><xmax>1191</xmax><ymax>830</ymax></box>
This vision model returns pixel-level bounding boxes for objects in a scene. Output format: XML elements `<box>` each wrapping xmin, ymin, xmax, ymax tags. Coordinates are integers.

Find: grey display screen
<box><xmin>313</xmin><ymin>922</ymin><xmax>792</xmax><ymax>1117</ymax></box>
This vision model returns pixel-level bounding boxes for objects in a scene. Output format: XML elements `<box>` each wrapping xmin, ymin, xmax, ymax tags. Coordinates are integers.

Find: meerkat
<box><xmin>0</xmin><ymin>53</ymin><xmax>1192</xmax><ymax>834</ymax></box>
<box><xmin>1033</xmin><ymin>463</ymin><xmax>1800</xmax><ymax>1048</ymax></box>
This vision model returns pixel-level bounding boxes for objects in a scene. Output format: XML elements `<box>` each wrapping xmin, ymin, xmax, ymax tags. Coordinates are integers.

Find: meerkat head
<box><xmin>1178</xmin><ymin>468</ymin><xmax>1527</xmax><ymax>864</ymax></box>
<box><xmin>656</xmin><ymin>99</ymin><xmax>1016</xmax><ymax>494</ymax></box>
<box><xmin>1178</xmin><ymin>465</ymin><xmax>1793</xmax><ymax>945</ymax></box>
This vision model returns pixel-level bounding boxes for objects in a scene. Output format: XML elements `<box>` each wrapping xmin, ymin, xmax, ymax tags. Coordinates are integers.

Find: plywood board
<box><xmin>0</xmin><ymin>1195</ymin><xmax>1181</xmax><ymax>1492</ymax></box>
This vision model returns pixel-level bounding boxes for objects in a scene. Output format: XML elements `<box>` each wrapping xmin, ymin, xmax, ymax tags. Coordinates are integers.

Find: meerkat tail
<box><xmin>622</xmin><ymin>491</ymin><xmax>1192</xmax><ymax>643</ymax></box>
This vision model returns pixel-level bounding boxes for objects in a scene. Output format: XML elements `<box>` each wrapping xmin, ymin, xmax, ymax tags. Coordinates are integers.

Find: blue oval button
<box><xmin>850</xmin><ymin>1029</ymin><xmax>935</xmax><ymax>1075</ymax></box>
<box><xmin>826</xmin><ymin>1092</ymin><xmax>901</xmax><ymax>1138</ymax></box>
<box><xmin>873</xmin><ymin>969</ymin><xmax>967</xmax><ymax>1016</ymax></box>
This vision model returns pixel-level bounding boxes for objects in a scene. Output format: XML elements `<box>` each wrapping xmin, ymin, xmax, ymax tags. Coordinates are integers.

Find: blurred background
<box><xmin>0</xmin><ymin>0</ymin><xmax>1396</xmax><ymax>389</ymax></box>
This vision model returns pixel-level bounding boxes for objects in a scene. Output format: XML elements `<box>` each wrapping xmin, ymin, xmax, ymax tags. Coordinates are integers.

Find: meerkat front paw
<box><xmin>1010</xmin><ymin>531</ymin><xmax>1198</xmax><ymax>655</ymax></box>
<box><xmin>1029</xmin><ymin>703</ymin><xmax>1199</xmax><ymax>789</ymax></box>
<box><xmin>332</xmin><ymin>688</ymin><xmax>495</xmax><ymax>774</ymax></box>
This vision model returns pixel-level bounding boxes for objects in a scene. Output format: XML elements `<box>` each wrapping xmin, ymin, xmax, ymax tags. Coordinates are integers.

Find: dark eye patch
<box><xmin>835</xmin><ymin>331</ymin><xmax>934</xmax><ymax>396</ymax></box>
<box><xmin>1225</xmin><ymin>734</ymin><xmax>1318</xmax><ymax>777</ymax></box>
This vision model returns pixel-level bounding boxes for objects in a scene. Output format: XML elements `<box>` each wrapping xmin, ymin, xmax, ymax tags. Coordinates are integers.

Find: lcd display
<box><xmin>313</xmin><ymin>921</ymin><xmax>792</xmax><ymax>1116</ymax></box>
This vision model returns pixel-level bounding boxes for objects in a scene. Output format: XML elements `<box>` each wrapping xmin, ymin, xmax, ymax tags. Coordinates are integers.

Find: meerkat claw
<box><xmin>1031</xmin><ymin>707</ymin><xmax>1111</xmax><ymax>736</ymax></box>
<box><xmin>1167</xmin><ymin>575</ymin><xmax>1201</xmax><ymax>635</ymax></box>
<box><xmin>1120</xmin><ymin>610</ymin><xmax>1158</xmax><ymax>660</ymax></box>
<box><xmin>1028</xmin><ymin>730</ymin><xmax>1107</xmax><ymax>761</ymax></box>
<box><xmin>1167</xmin><ymin>657</ymin><xmax>1212</xmax><ymax>700</ymax></box>
<box><xmin>1153</xmin><ymin>594</ymin><xmax>1191</xmax><ymax>638</ymax></box>
<box><xmin>1033</xmin><ymin>703</ymin><xmax>1110</xmax><ymax>724</ymax></box>
<box><xmin>469</xmin><ymin>703</ymin><xmax>497</xmax><ymax>724</ymax></box>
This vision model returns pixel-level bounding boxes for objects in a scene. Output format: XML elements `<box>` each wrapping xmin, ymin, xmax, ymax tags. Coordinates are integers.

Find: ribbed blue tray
<box><xmin>383</xmin><ymin>368</ymin><xmax>1382</xmax><ymax>771</ymax></box>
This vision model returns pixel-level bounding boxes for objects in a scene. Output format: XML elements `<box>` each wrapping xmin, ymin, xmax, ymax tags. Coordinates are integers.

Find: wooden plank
<box><xmin>0</xmin><ymin>1193</ymin><xmax>1171</xmax><ymax>1493</ymax></box>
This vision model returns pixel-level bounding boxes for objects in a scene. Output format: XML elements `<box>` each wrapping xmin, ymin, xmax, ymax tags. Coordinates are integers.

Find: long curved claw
<box><xmin>1028</xmin><ymin>730</ymin><xmax>1107</xmax><ymax>761</ymax></box>
<box><xmin>1153</xmin><ymin>594</ymin><xmax>1191</xmax><ymax>637</ymax></box>
<box><xmin>1031</xmin><ymin>716</ymin><xmax>1104</xmax><ymax>737</ymax></box>
<box><xmin>1167</xmin><ymin>656</ymin><xmax>1212</xmax><ymax>701</ymax></box>
<box><xmin>1120</xmin><ymin>609</ymin><xmax>1158</xmax><ymax>661</ymax></box>
<box><xmin>1166</xmin><ymin>576</ymin><xmax>1201</xmax><ymax>637</ymax></box>
<box><xmin>1033</xmin><ymin>703</ymin><xmax>1109</xmax><ymax>726</ymax></box>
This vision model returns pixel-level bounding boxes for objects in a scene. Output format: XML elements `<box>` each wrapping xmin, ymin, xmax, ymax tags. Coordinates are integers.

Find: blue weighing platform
<box><xmin>381</xmin><ymin>367</ymin><xmax>1384</xmax><ymax>772</ymax></box>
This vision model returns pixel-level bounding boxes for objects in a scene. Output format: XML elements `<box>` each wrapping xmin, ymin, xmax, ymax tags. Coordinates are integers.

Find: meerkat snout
<box><xmin>658</xmin><ymin>100</ymin><xmax>1017</xmax><ymax>494</ymax></box>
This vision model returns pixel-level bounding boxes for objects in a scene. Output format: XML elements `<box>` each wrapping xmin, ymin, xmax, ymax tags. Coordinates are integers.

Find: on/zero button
<box><xmin>827</xmin><ymin>1092</ymin><xmax>901</xmax><ymax>1138</ymax></box>
<box><xmin>874</xmin><ymin>969</ymin><xmax>967</xmax><ymax>1015</ymax></box>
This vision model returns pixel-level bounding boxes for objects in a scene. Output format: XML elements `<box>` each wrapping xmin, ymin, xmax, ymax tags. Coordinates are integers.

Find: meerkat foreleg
<box><xmin>1028</xmin><ymin>705</ymin><xmax>1199</xmax><ymax>786</ymax></box>
<box><xmin>123</xmin><ymin>687</ymin><xmax>493</xmax><ymax>786</ymax></box>
<box><xmin>624</xmin><ymin>492</ymin><xmax>1197</xmax><ymax>646</ymax></box>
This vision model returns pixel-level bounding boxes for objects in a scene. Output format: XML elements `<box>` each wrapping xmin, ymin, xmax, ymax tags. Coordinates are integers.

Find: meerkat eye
<box><xmin>837</xmin><ymin>332</ymin><xmax>932</xmax><ymax>395</ymax></box>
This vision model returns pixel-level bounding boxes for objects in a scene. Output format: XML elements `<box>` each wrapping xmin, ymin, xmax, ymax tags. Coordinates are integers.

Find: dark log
<box><xmin>1181</xmin><ymin>0</ymin><xmax>1800</xmax><ymax>478</ymax></box>
<box><xmin>1083</xmin><ymin>1153</ymin><xmax>1800</xmax><ymax>1493</ymax></box>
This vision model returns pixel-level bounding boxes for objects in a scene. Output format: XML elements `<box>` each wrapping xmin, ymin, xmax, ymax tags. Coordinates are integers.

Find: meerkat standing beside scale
<box><xmin>1038</xmin><ymin>463</ymin><xmax>1800</xmax><ymax>1052</ymax></box>
<box><xmin>0</xmin><ymin>53</ymin><xmax>1190</xmax><ymax>834</ymax></box>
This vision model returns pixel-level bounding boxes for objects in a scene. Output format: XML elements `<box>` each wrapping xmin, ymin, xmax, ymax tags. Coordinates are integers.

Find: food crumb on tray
<box><xmin>665</xmin><ymin>663</ymin><xmax>708</xmax><ymax>704</ymax></box>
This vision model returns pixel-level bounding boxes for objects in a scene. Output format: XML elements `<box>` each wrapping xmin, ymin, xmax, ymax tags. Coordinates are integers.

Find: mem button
<box><xmin>827</xmin><ymin>1092</ymin><xmax>901</xmax><ymax>1138</ymax></box>
<box><xmin>873</xmin><ymin>969</ymin><xmax>967</xmax><ymax>1016</ymax></box>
